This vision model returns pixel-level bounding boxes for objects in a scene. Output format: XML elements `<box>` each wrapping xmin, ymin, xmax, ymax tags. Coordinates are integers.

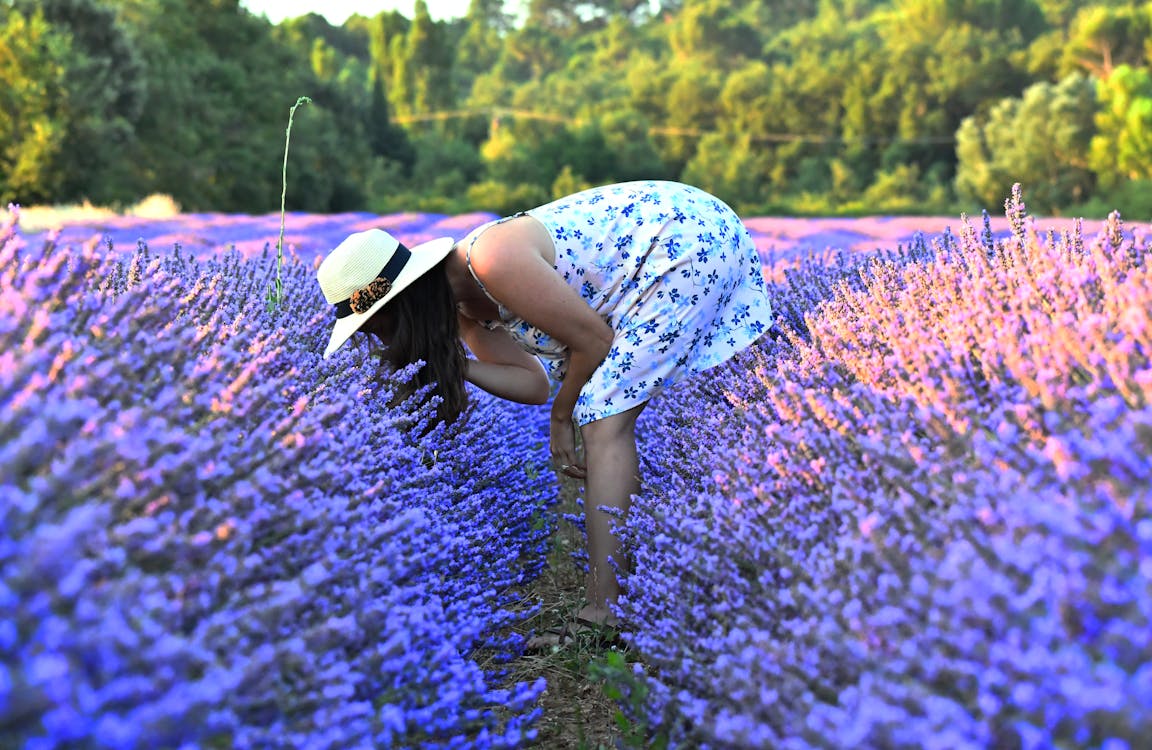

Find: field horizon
<box><xmin>13</xmin><ymin>201</ymin><xmax>1151</xmax><ymax>283</ymax></box>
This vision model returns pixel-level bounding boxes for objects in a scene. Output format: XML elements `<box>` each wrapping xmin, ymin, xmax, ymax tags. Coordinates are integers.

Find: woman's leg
<box><xmin>576</xmin><ymin>402</ymin><xmax>646</xmax><ymax>625</ymax></box>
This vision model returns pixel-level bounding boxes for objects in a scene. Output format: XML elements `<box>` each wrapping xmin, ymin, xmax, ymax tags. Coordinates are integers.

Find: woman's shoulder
<box><xmin>470</xmin><ymin>213</ymin><xmax>556</xmax><ymax>268</ymax></box>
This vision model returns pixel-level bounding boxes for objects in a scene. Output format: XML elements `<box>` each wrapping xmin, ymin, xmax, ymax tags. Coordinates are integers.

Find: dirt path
<box><xmin>507</xmin><ymin>476</ymin><xmax>631</xmax><ymax>749</ymax></box>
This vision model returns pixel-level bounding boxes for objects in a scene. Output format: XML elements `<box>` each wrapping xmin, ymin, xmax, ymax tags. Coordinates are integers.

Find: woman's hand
<box><xmin>550</xmin><ymin>413</ymin><xmax>586</xmax><ymax>480</ymax></box>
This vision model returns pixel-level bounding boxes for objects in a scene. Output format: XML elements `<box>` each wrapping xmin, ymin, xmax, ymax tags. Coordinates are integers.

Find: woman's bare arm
<box><xmin>464</xmin><ymin>219</ymin><xmax>614</xmax><ymax>423</ymax></box>
<box><xmin>459</xmin><ymin>315</ymin><xmax>551</xmax><ymax>405</ymax></box>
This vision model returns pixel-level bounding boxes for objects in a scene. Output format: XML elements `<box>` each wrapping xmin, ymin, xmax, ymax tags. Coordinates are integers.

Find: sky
<box><xmin>240</xmin><ymin>0</ymin><xmax>473</xmax><ymax>25</ymax></box>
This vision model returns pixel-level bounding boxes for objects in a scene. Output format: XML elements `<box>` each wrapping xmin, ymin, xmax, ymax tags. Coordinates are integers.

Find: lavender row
<box><xmin>0</xmin><ymin>207</ymin><xmax>554</xmax><ymax>749</ymax></box>
<box><xmin>622</xmin><ymin>187</ymin><xmax>1152</xmax><ymax>748</ymax></box>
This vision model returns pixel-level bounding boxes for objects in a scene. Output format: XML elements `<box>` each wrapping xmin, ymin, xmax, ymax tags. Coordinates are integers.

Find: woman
<box><xmin>317</xmin><ymin>180</ymin><xmax>773</xmax><ymax>642</ymax></box>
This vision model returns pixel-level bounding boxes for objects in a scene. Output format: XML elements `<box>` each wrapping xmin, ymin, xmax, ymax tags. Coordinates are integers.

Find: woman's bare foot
<box><xmin>575</xmin><ymin>605</ymin><xmax>618</xmax><ymax>628</ymax></box>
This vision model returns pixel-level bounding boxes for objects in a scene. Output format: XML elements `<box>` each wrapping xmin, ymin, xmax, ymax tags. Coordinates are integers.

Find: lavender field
<box><xmin>3</xmin><ymin>190</ymin><xmax>1151</xmax><ymax>748</ymax></box>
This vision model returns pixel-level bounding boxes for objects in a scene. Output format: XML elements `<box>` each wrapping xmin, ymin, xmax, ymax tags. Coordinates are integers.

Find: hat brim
<box><xmin>322</xmin><ymin>236</ymin><xmax>456</xmax><ymax>359</ymax></box>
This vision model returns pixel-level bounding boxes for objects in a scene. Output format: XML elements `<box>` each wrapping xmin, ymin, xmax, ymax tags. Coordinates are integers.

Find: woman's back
<box><xmin>516</xmin><ymin>180</ymin><xmax>773</xmax><ymax>424</ymax></box>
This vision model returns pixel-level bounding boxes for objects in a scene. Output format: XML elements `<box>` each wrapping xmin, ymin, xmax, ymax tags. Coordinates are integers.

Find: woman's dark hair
<box><xmin>360</xmin><ymin>258</ymin><xmax>468</xmax><ymax>425</ymax></box>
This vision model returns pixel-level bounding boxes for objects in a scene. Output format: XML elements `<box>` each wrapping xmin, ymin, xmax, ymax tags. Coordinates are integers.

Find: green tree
<box><xmin>814</xmin><ymin>0</ymin><xmax>889</xmax><ymax>19</ymax></box>
<box><xmin>525</xmin><ymin>0</ymin><xmax>581</xmax><ymax>34</ymax></box>
<box><xmin>525</xmin><ymin>0</ymin><xmax>651</xmax><ymax>34</ymax></box>
<box><xmin>658</xmin><ymin>61</ymin><xmax>724</xmax><ymax>167</ymax></box>
<box><xmin>10</xmin><ymin>0</ymin><xmax>1146</xmax><ymax>215</ymax></box>
<box><xmin>1090</xmin><ymin>64</ymin><xmax>1152</xmax><ymax>186</ymax></box>
<box><xmin>455</xmin><ymin>0</ymin><xmax>512</xmax><ymax>91</ymax></box>
<box><xmin>682</xmin><ymin>132</ymin><xmax>774</xmax><ymax>208</ymax></box>
<box><xmin>0</xmin><ymin>7</ymin><xmax>70</xmax><ymax>204</ymax></box>
<box><xmin>367</xmin><ymin>72</ymin><xmax>416</xmax><ymax>171</ymax></box>
<box><xmin>668</xmin><ymin>0</ymin><xmax>762</xmax><ymax>65</ymax></box>
<box><xmin>13</xmin><ymin>0</ymin><xmax>147</xmax><ymax>204</ymax></box>
<box><xmin>599</xmin><ymin>109</ymin><xmax>670</xmax><ymax>182</ymax></box>
<box><xmin>844</xmin><ymin>0</ymin><xmax>1044</xmax><ymax>185</ymax></box>
<box><xmin>366</xmin><ymin>10</ymin><xmax>409</xmax><ymax>110</ymax></box>
<box><xmin>493</xmin><ymin>24</ymin><xmax>567</xmax><ymax>83</ymax></box>
<box><xmin>746</xmin><ymin>0</ymin><xmax>824</xmax><ymax>28</ymax></box>
<box><xmin>1060</xmin><ymin>3</ymin><xmax>1152</xmax><ymax>78</ymax></box>
<box><xmin>273</xmin><ymin>11</ymin><xmax>412</xmax><ymax>202</ymax></box>
<box><xmin>955</xmin><ymin>73</ymin><xmax>1098</xmax><ymax>212</ymax></box>
<box><xmin>479</xmin><ymin>123</ymin><xmax>551</xmax><ymax>186</ymax></box>
<box><xmin>391</xmin><ymin>0</ymin><xmax>455</xmax><ymax>116</ymax></box>
<box><xmin>1036</xmin><ymin>0</ymin><xmax>1151</xmax><ymax>26</ymax></box>
<box><xmin>724</xmin><ymin>11</ymin><xmax>872</xmax><ymax>192</ymax></box>
<box><xmin>309</xmin><ymin>37</ymin><xmax>338</xmax><ymax>80</ymax></box>
<box><xmin>111</xmin><ymin>0</ymin><xmax>371</xmax><ymax>211</ymax></box>
<box><xmin>902</xmin><ymin>0</ymin><xmax>1046</xmax><ymax>36</ymax></box>
<box><xmin>280</xmin><ymin>11</ymin><xmax>371</xmax><ymax>59</ymax></box>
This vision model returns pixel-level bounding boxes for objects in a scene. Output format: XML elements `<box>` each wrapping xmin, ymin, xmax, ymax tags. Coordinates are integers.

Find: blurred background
<box><xmin>1</xmin><ymin>0</ymin><xmax>1149</xmax><ymax>219</ymax></box>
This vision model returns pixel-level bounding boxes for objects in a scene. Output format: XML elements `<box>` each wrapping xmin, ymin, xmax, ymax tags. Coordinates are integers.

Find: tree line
<box><xmin>1</xmin><ymin>0</ymin><xmax>1150</xmax><ymax>218</ymax></box>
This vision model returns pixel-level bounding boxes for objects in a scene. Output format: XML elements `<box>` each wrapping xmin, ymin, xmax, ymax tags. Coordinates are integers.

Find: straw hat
<box><xmin>316</xmin><ymin>228</ymin><xmax>455</xmax><ymax>358</ymax></box>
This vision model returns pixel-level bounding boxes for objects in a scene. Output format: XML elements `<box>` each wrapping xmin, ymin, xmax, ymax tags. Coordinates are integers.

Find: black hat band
<box><xmin>333</xmin><ymin>242</ymin><xmax>411</xmax><ymax>319</ymax></box>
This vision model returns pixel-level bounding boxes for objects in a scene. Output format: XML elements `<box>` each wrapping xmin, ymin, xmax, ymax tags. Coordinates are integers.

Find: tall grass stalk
<box><xmin>267</xmin><ymin>95</ymin><xmax>311</xmax><ymax>311</ymax></box>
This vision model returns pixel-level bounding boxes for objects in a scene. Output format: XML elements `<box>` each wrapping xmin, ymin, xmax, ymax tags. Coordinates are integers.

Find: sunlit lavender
<box><xmin>624</xmin><ymin>187</ymin><xmax>1152</xmax><ymax>748</ymax></box>
<box><xmin>4</xmin><ymin>188</ymin><xmax>1151</xmax><ymax>747</ymax></box>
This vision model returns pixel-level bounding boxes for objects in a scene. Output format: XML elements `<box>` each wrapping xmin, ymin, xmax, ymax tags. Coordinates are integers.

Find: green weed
<box><xmin>266</xmin><ymin>95</ymin><xmax>311</xmax><ymax>313</ymax></box>
<box><xmin>588</xmin><ymin>650</ymin><xmax>668</xmax><ymax>750</ymax></box>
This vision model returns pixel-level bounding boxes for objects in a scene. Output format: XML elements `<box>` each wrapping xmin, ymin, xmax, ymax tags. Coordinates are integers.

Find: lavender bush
<box><xmin>0</xmin><ymin>205</ymin><xmax>553</xmax><ymax>748</ymax></box>
<box><xmin>622</xmin><ymin>186</ymin><xmax>1152</xmax><ymax>748</ymax></box>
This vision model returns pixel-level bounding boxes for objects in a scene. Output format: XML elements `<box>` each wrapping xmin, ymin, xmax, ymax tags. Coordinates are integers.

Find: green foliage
<box><xmin>498</xmin><ymin>24</ymin><xmax>569</xmax><ymax>82</ymax></box>
<box><xmin>368</xmin><ymin>73</ymin><xmax>416</xmax><ymax>170</ymax></box>
<box><xmin>660</xmin><ymin>62</ymin><xmax>725</xmax><ymax>166</ymax></box>
<box><xmin>369</xmin><ymin>132</ymin><xmax>486</xmax><ymax>213</ymax></box>
<box><xmin>13</xmin><ymin>0</ymin><xmax>145</xmax><ymax>204</ymax></box>
<box><xmin>551</xmin><ymin>165</ymin><xmax>594</xmax><ymax>198</ymax></box>
<box><xmin>101</xmin><ymin>0</ymin><xmax>372</xmax><ymax>212</ymax></box>
<box><xmin>682</xmin><ymin>133</ymin><xmax>774</xmax><ymax>208</ymax></box>
<box><xmin>894</xmin><ymin>0</ymin><xmax>1047</xmax><ymax>39</ymax></box>
<box><xmin>3</xmin><ymin>0</ymin><xmax>1148</xmax><ymax>217</ymax></box>
<box><xmin>466</xmin><ymin>179</ymin><xmax>550</xmax><ymax>214</ymax></box>
<box><xmin>598</xmin><ymin>110</ymin><xmax>670</xmax><ymax>182</ymax></box>
<box><xmin>668</xmin><ymin>0</ymin><xmax>762</xmax><ymax>64</ymax></box>
<box><xmin>1090</xmin><ymin>64</ymin><xmax>1152</xmax><ymax>186</ymax></box>
<box><xmin>1059</xmin><ymin>2</ymin><xmax>1152</xmax><ymax>78</ymax></box>
<box><xmin>955</xmin><ymin>73</ymin><xmax>1099</xmax><ymax>212</ymax></box>
<box><xmin>874</xmin><ymin>0</ymin><xmax>1037</xmax><ymax>154</ymax></box>
<box><xmin>391</xmin><ymin>0</ymin><xmax>455</xmax><ymax>116</ymax></box>
<box><xmin>455</xmin><ymin>0</ymin><xmax>513</xmax><ymax>92</ymax></box>
<box><xmin>0</xmin><ymin>7</ymin><xmax>70</xmax><ymax>204</ymax></box>
<box><xmin>587</xmin><ymin>651</ymin><xmax>668</xmax><ymax>750</ymax></box>
<box><xmin>1066</xmin><ymin>177</ymin><xmax>1152</xmax><ymax>219</ymax></box>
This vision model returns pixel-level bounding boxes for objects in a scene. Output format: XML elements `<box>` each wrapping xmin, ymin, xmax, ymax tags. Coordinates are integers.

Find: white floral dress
<box><xmin>466</xmin><ymin>180</ymin><xmax>773</xmax><ymax>426</ymax></box>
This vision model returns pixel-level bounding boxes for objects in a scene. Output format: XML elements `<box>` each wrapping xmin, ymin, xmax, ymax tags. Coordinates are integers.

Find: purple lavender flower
<box><xmin>616</xmin><ymin>188</ymin><xmax>1152</xmax><ymax>748</ymax></box>
<box><xmin>1</xmin><ymin>206</ymin><xmax>551</xmax><ymax>748</ymax></box>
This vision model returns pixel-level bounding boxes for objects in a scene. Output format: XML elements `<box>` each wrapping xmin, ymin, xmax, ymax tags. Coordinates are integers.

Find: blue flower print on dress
<box><xmin>468</xmin><ymin>181</ymin><xmax>773</xmax><ymax>425</ymax></box>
